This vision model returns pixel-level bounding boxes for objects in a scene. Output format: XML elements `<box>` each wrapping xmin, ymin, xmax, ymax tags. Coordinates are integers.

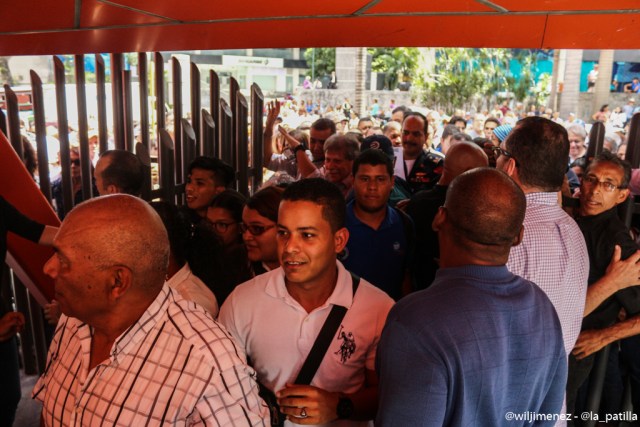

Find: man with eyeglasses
<box><xmin>568</xmin><ymin>151</ymin><xmax>640</xmax><ymax>420</ymax></box>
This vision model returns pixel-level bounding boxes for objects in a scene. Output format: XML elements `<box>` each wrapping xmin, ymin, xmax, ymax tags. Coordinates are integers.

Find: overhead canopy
<box><xmin>1</xmin><ymin>0</ymin><xmax>639</xmax><ymax>55</ymax></box>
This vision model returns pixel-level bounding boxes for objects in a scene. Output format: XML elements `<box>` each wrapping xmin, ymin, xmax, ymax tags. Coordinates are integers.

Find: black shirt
<box><xmin>577</xmin><ymin>207</ymin><xmax>640</xmax><ymax>330</ymax></box>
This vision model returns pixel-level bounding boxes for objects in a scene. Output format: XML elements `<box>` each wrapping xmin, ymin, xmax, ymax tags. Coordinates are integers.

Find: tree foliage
<box><xmin>303</xmin><ymin>48</ymin><xmax>335</xmax><ymax>79</ymax></box>
<box><xmin>368</xmin><ymin>48</ymin><xmax>420</xmax><ymax>90</ymax></box>
<box><xmin>414</xmin><ymin>48</ymin><xmax>544</xmax><ymax>112</ymax></box>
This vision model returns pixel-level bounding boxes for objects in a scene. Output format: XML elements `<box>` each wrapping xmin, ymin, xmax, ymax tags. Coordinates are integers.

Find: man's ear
<box><xmin>334</xmin><ymin>227</ymin><xmax>349</xmax><ymax>254</ymax></box>
<box><xmin>616</xmin><ymin>188</ymin><xmax>631</xmax><ymax>206</ymax></box>
<box><xmin>512</xmin><ymin>225</ymin><xmax>525</xmax><ymax>247</ymax></box>
<box><xmin>109</xmin><ymin>266</ymin><xmax>133</xmax><ymax>301</ymax></box>
<box><xmin>432</xmin><ymin>206</ymin><xmax>447</xmax><ymax>232</ymax></box>
<box><xmin>106</xmin><ymin>185</ymin><xmax>119</xmax><ymax>195</ymax></box>
<box><xmin>503</xmin><ymin>157</ymin><xmax>518</xmax><ymax>178</ymax></box>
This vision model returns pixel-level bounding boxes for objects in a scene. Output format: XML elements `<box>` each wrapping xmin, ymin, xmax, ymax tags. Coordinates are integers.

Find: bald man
<box><xmin>377</xmin><ymin>168</ymin><xmax>567</xmax><ymax>426</ymax></box>
<box><xmin>404</xmin><ymin>142</ymin><xmax>489</xmax><ymax>288</ymax></box>
<box><xmin>33</xmin><ymin>195</ymin><xmax>267</xmax><ymax>426</ymax></box>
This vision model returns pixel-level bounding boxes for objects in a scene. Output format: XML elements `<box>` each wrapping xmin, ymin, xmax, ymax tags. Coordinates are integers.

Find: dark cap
<box><xmin>361</xmin><ymin>135</ymin><xmax>394</xmax><ymax>159</ymax></box>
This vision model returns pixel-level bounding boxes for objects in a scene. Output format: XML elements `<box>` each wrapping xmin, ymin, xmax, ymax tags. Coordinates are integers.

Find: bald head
<box><xmin>63</xmin><ymin>194</ymin><xmax>169</xmax><ymax>293</ymax></box>
<box><xmin>440</xmin><ymin>142</ymin><xmax>489</xmax><ymax>185</ymax></box>
<box><xmin>439</xmin><ymin>168</ymin><xmax>525</xmax><ymax>263</ymax></box>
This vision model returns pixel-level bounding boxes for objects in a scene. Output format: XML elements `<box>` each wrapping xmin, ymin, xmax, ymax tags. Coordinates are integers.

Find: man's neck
<box><xmin>353</xmin><ymin>203</ymin><xmax>387</xmax><ymax>230</ymax></box>
<box><xmin>285</xmin><ymin>267</ymin><xmax>338</xmax><ymax>313</ymax></box>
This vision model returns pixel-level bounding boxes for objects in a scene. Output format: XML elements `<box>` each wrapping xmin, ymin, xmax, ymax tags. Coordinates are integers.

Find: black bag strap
<box><xmin>294</xmin><ymin>272</ymin><xmax>360</xmax><ymax>385</ymax></box>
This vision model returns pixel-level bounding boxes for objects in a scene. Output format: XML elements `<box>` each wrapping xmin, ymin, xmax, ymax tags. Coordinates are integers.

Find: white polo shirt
<box><xmin>219</xmin><ymin>261</ymin><xmax>394</xmax><ymax>426</ymax></box>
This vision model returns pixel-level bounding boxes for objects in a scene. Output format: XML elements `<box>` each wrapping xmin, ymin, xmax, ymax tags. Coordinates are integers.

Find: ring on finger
<box><xmin>300</xmin><ymin>407</ymin><xmax>308</xmax><ymax>418</ymax></box>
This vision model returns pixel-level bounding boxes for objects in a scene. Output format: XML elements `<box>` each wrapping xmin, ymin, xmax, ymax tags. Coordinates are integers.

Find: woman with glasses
<box><xmin>242</xmin><ymin>186</ymin><xmax>285</xmax><ymax>276</ymax></box>
<box><xmin>206</xmin><ymin>190</ymin><xmax>245</xmax><ymax>247</ymax></box>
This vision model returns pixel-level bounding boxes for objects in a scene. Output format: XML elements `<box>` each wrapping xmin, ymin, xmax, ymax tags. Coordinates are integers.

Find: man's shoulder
<box><xmin>354</xmin><ymin>277</ymin><xmax>395</xmax><ymax>308</ymax></box>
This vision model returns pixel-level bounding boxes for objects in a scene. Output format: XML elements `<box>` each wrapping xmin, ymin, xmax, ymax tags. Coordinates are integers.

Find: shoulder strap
<box><xmin>294</xmin><ymin>272</ymin><xmax>360</xmax><ymax>385</ymax></box>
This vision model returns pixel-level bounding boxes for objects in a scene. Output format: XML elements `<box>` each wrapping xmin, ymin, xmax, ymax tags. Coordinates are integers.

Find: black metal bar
<box><xmin>626</xmin><ymin>112</ymin><xmax>640</xmax><ymax>169</ymax></box>
<box><xmin>30</xmin><ymin>70</ymin><xmax>52</xmax><ymax>201</ymax></box>
<box><xmin>583</xmin><ymin>345</ymin><xmax>611</xmax><ymax>427</ymax></box>
<box><xmin>585</xmin><ymin>121</ymin><xmax>605</xmax><ymax>166</ymax></box>
<box><xmin>75</xmin><ymin>54</ymin><xmax>93</xmax><ymax>200</ymax></box>
<box><xmin>209</xmin><ymin>70</ymin><xmax>220</xmax><ymax>157</ymax></box>
<box><xmin>3</xmin><ymin>85</ymin><xmax>23</xmax><ymax>158</ymax></box>
<box><xmin>201</xmin><ymin>109</ymin><xmax>216</xmax><ymax>158</ymax></box>
<box><xmin>0</xmin><ymin>107</ymin><xmax>6</xmax><ymax>137</ymax></box>
<box><xmin>159</xmin><ymin>128</ymin><xmax>176</xmax><ymax>203</ymax></box>
<box><xmin>95</xmin><ymin>54</ymin><xmax>108</xmax><ymax>154</ymax></box>
<box><xmin>53</xmin><ymin>56</ymin><xmax>74</xmax><ymax>216</ymax></box>
<box><xmin>172</xmin><ymin>57</ymin><xmax>183</xmax><ymax>184</ymax></box>
<box><xmin>138</xmin><ymin>52</ymin><xmax>150</xmax><ymax>151</ymax></box>
<box><xmin>190</xmin><ymin>62</ymin><xmax>201</xmax><ymax>155</ymax></box>
<box><xmin>250</xmin><ymin>83</ymin><xmax>264</xmax><ymax>192</ymax></box>
<box><xmin>181</xmin><ymin>118</ymin><xmax>196</xmax><ymax>173</ymax></box>
<box><xmin>122</xmin><ymin>70</ymin><xmax>134</xmax><ymax>152</ymax></box>
<box><xmin>219</xmin><ymin>99</ymin><xmax>233</xmax><ymax>169</ymax></box>
<box><xmin>135</xmin><ymin>142</ymin><xmax>152</xmax><ymax>201</ymax></box>
<box><xmin>229</xmin><ymin>77</ymin><xmax>239</xmax><ymax>169</ymax></box>
<box><xmin>110</xmin><ymin>53</ymin><xmax>125</xmax><ymax>150</ymax></box>
<box><xmin>28</xmin><ymin>293</ymin><xmax>48</xmax><ymax>374</ymax></box>
<box><xmin>12</xmin><ymin>274</ymin><xmax>37</xmax><ymax>375</ymax></box>
<box><xmin>236</xmin><ymin>93</ymin><xmax>249</xmax><ymax>196</ymax></box>
<box><xmin>154</xmin><ymin>52</ymin><xmax>165</xmax><ymax>131</ymax></box>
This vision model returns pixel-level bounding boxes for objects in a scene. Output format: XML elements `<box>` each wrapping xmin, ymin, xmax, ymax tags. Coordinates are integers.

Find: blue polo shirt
<box><xmin>341</xmin><ymin>200</ymin><xmax>409</xmax><ymax>300</ymax></box>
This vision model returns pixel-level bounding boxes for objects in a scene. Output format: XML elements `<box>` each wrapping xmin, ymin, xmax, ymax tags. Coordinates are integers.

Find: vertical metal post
<box><xmin>219</xmin><ymin>99</ymin><xmax>233</xmax><ymax>169</ymax></box>
<box><xmin>585</xmin><ymin>121</ymin><xmax>605</xmax><ymax>166</ymax></box>
<box><xmin>110</xmin><ymin>53</ymin><xmax>125</xmax><ymax>149</ymax></box>
<box><xmin>159</xmin><ymin>129</ymin><xmax>176</xmax><ymax>203</ymax></box>
<box><xmin>0</xmin><ymin>107</ymin><xmax>6</xmax><ymax>136</ymax></box>
<box><xmin>583</xmin><ymin>345</ymin><xmax>611</xmax><ymax>427</ymax></box>
<box><xmin>75</xmin><ymin>54</ymin><xmax>93</xmax><ymax>200</ymax></box>
<box><xmin>201</xmin><ymin>109</ymin><xmax>216</xmax><ymax>158</ymax></box>
<box><xmin>154</xmin><ymin>53</ymin><xmax>165</xmax><ymax>131</ymax></box>
<box><xmin>138</xmin><ymin>52</ymin><xmax>150</xmax><ymax>151</ymax></box>
<box><xmin>250</xmin><ymin>83</ymin><xmax>264</xmax><ymax>191</ymax></box>
<box><xmin>181</xmin><ymin>118</ymin><xmax>196</xmax><ymax>173</ymax></box>
<box><xmin>12</xmin><ymin>275</ymin><xmax>37</xmax><ymax>375</ymax></box>
<box><xmin>28</xmin><ymin>293</ymin><xmax>48</xmax><ymax>373</ymax></box>
<box><xmin>190</xmin><ymin>63</ymin><xmax>201</xmax><ymax>155</ymax></box>
<box><xmin>122</xmin><ymin>70</ymin><xmax>134</xmax><ymax>152</ymax></box>
<box><xmin>621</xmin><ymin>113</ymin><xmax>640</xmax><ymax>226</ymax></box>
<box><xmin>135</xmin><ymin>142</ymin><xmax>152</xmax><ymax>201</ymax></box>
<box><xmin>3</xmin><ymin>85</ymin><xmax>23</xmax><ymax>158</ymax></box>
<box><xmin>172</xmin><ymin>57</ymin><xmax>183</xmax><ymax>184</ymax></box>
<box><xmin>236</xmin><ymin>93</ymin><xmax>249</xmax><ymax>196</ymax></box>
<box><xmin>229</xmin><ymin>77</ymin><xmax>239</xmax><ymax>168</ymax></box>
<box><xmin>209</xmin><ymin>70</ymin><xmax>220</xmax><ymax>157</ymax></box>
<box><xmin>30</xmin><ymin>71</ymin><xmax>52</xmax><ymax>201</ymax></box>
<box><xmin>95</xmin><ymin>54</ymin><xmax>108</xmax><ymax>154</ymax></box>
<box><xmin>53</xmin><ymin>56</ymin><xmax>74</xmax><ymax>216</ymax></box>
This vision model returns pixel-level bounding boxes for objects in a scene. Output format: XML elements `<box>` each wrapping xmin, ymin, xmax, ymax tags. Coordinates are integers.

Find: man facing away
<box><xmin>376</xmin><ymin>168</ymin><xmax>567</xmax><ymax>426</ymax></box>
<box><xmin>219</xmin><ymin>178</ymin><xmax>394</xmax><ymax>426</ymax></box>
<box><xmin>93</xmin><ymin>149</ymin><xmax>144</xmax><ymax>196</ymax></box>
<box><xmin>33</xmin><ymin>195</ymin><xmax>267</xmax><ymax>426</ymax></box>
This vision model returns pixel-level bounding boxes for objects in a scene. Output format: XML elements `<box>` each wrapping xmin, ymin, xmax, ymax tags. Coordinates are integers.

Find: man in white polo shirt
<box><xmin>219</xmin><ymin>178</ymin><xmax>394</xmax><ymax>426</ymax></box>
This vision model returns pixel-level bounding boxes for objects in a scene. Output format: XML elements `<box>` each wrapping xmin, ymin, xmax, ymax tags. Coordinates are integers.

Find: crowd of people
<box><xmin>1</xmin><ymin>94</ymin><xmax>640</xmax><ymax>426</ymax></box>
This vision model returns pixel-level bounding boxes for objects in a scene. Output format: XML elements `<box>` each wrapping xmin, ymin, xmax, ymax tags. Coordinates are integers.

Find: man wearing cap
<box><xmin>341</xmin><ymin>145</ymin><xmax>414</xmax><ymax>300</ymax></box>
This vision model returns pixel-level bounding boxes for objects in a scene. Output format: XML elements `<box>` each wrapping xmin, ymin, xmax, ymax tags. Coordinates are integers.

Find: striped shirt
<box><xmin>33</xmin><ymin>285</ymin><xmax>268</xmax><ymax>426</ymax></box>
<box><xmin>507</xmin><ymin>192</ymin><xmax>589</xmax><ymax>356</ymax></box>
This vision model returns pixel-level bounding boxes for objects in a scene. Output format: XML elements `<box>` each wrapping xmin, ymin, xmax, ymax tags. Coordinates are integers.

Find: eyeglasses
<box><xmin>582</xmin><ymin>175</ymin><xmax>626</xmax><ymax>192</ymax></box>
<box><xmin>71</xmin><ymin>159</ymin><xmax>80</xmax><ymax>166</ymax></box>
<box><xmin>240</xmin><ymin>223</ymin><xmax>275</xmax><ymax>236</ymax></box>
<box><xmin>207</xmin><ymin>221</ymin><xmax>238</xmax><ymax>233</ymax></box>
<box><xmin>491</xmin><ymin>146</ymin><xmax>518</xmax><ymax>165</ymax></box>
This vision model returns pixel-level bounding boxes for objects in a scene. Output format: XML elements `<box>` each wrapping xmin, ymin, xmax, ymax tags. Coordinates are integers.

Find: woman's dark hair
<box><xmin>246</xmin><ymin>186</ymin><xmax>285</xmax><ymax>223</ymax></box>
<box><xmin>210</xmin><ymin>190</ymin><xmax>246</xmax><ymax>222</ymax></box>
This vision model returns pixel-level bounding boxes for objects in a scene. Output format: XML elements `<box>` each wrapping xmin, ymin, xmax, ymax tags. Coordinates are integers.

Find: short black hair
<box><xmin>353</xmin><ymin>149</ymin><xmax>393</xmax><ymax>177</ymax></box>
<box><xmin>403</xmin><ymin>112</ymin><xmax>429</xmax><ymax>134</ymax></box>
<box><xmin>392</xmin><ymin>105</ymin><xmax>411</xmax><ymax>117</ymax></box>
<box><xmin>282</xmin><ymin>178</ymin><xmax>346</xmax><ymax>232</ymax></box>
<box><xmin>505</xmin><ymin>117</ymin><xmax>569</xmax><ymax>191</ymax></box>
<box><xmin>311</xmin><ymin>118</ymin><xmax>337</xmax><ymax>135</ymax></box>
<box><xmin>100</xmin><ymin>150</ymin><xmax>144</xmax><ymax>196</ymax></box>
<box><xmin>449</xmin><ymin>115</ymin><xmax>466</xmax><ymax>127</ymax></box>
<box><xmin>451</xmin><ymin>133</ymin><xmax>472</xmax><ymax>144</ymax></box>
<box><xmin>358</xmin><ymin>117</ymin><xmax>374</xmax><ymax>126</ymax></box>
<box><xmin>442</xmin><ymin>124</ymin><xmax>460</xmax><ymax>140</ymax></box>
<box><xmin>188</xmin><ymin>156</ymin><xmax>235</xmax><ymax>188</ymax></box>
<box><xmin>484</xmin><ymin>117</ymin><xmax>501</xmax><ymax>127</ymax></box>
<box><xmin>587</xmin><ymin>150</ymin><xmax>632</xmax><ymax>188</ymax></box>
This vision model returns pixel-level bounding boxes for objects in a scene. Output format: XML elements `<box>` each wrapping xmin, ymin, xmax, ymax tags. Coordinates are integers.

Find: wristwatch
<box><xmin>293</xmin><ymin>144</ymin><xmax>306</xmax><ymax>155</ymax></box>
<box><xmin>336</xmin><ymin>396</ymin><xmax>354</xmax><ymax>419</ymax></box>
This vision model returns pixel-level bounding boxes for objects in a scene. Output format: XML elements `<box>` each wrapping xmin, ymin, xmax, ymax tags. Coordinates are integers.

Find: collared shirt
<box><xmin>33</xmin><ymin>284</ymin><xmax>267</xmax><ymax>426</ymax></box>
<box><xmin>219</xmin><ymin>261</ymin><xmax>394</xmax><ymax>427</ymax></box>
<box><xmin>507</xmin><ymin>192</ymin><xmax>589</xmax><ymax>356</ymax></box>
<box><xmin>166</xmin><ymin>262</ymin><xmax>219</xmax><ymax>317</ymax></box>
<box><xmin>308</xmin><ymin>166</ymin><xmax>353</xmax><ymax>198</ymax></box>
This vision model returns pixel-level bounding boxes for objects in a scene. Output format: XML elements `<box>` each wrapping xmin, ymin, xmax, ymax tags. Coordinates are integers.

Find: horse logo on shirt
<box><xmin>334</xmin><ymin>325</ymin><xmax>356</xmax><ymax>363</ymax></box>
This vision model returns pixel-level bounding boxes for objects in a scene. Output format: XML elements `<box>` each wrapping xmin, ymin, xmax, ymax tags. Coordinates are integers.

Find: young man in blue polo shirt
<box><xmin>341</xmin><ymin>147</ymin><xmax>414</xmax><ymax>300</ymax></box>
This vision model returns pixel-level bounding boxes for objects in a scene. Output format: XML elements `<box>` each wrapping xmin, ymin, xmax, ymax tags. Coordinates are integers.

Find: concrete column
<box><xmin>354</xmin><ymin>48</ymin><xmax>367</xmax><ymax>117</ymax></box>
<box><xmin>593</xmin><ymin>50</ymin><xmax>614</xmax><ymax>116</ymax></box>
<box><xmin>336</xmin><ymin>47</ymin><xmax>356</xmax><ymax>94</ymax></box>
<box><xmin>559</xmin><ymin>49</ymin><xmax>583</xmax><ymax>118</ymax></box>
